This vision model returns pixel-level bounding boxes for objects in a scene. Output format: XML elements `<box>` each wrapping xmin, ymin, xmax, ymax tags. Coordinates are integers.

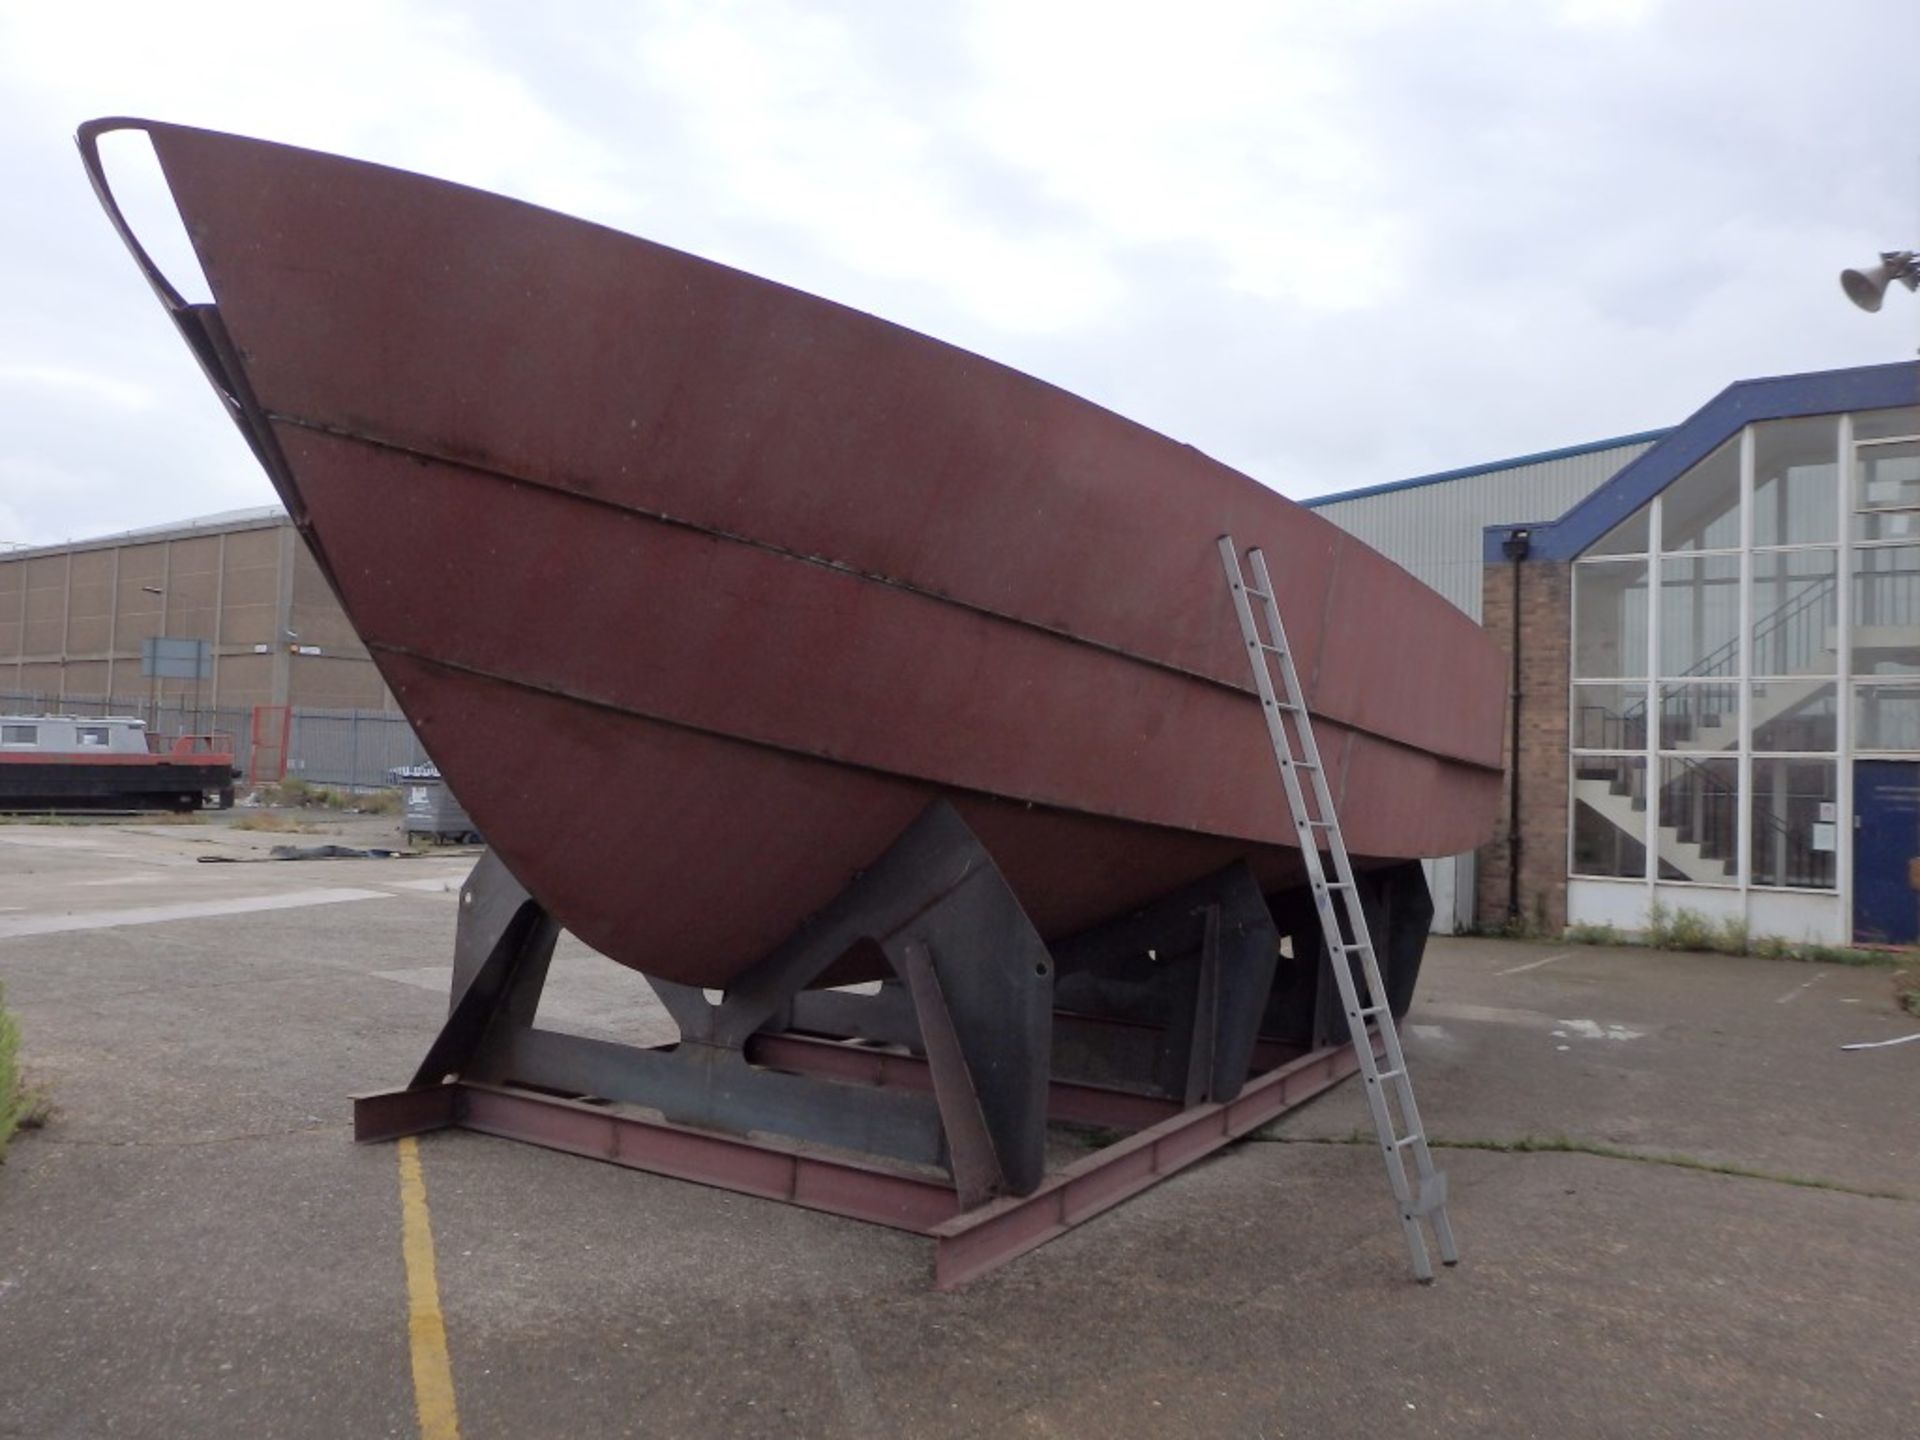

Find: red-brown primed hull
<box><xmin>95</xmin><ymin>121</ymin><xmax>1505</xmax><ymax>986</ymax></box>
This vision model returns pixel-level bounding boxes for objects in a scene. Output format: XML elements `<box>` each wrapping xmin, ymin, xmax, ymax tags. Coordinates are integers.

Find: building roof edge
<box><xmin>1301</xmin><ymin>429</ymin><xmax>1673</xmax><ymax>509</ymax></box>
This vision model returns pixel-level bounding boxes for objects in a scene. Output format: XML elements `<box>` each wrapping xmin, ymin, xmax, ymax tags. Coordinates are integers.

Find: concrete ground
<box><xmin>1</xmin><ymin>817</ymin><xmax>1917</xmax><ymax>1439</ymax></box>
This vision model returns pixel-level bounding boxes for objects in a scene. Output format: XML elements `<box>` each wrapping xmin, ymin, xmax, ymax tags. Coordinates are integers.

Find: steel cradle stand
<box><xmin>353</xmin><ymin>799</ymin><xmax>1379</xmax><ymax>1289</ymax></box>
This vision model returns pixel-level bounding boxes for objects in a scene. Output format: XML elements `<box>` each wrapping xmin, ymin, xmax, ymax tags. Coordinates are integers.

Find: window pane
<box><xmin>1856</xmin><ymin>438</ymin><xmax>1920</xmax><ymax>510</ymax></box>
<box><xmin>1586</xmin><ymin>506</ymin><xmax>1649</xmax><ymax>557</ymax></box>
<box><xmin>1752</xmin><ymin>548</ymin><xmax>1837</xmax><ymax>676</ymax></box>
<box><xmin>1751</xmin><ymin>417</ymin><xmax>1837</xmax><ymax>546</ymax></box>
<box><xmin>1572</xmin><ymin>683</ymin><xmax>1648</xmax><ymax>750</ymax></box>
<box><xmin>1659</xmin><ymin>554</ymin><xmax>1740</xmax><ymax>676</ymax></box>
<box><xmin>1656</xmin><ymin>681</ymin><xmax>1739</xmax><ymax>751</ymax></box>
<box><xmin>1853</xmin><ymin>438</ymin><xmax>1920</xmax><ymax>543</ymax></box>
<box><xmin>1571</xmin><ymin>756</ymin><xmax>1647</xmax><ymax>878</ymax></box>
<box><xmin>1856</xmin><ymin>683</ymin><xmax>1920</xmax><ymax>751</ymax></box>
<box><xmin>1656</xmin><ymin>756</ymin><xmax>1737</xmax><ymax>884</ymax></box>
<box><xmin>1852</xmin><ymin>545</ymin><xmax>1920</xmax><ymax>675</ymax></box>
<box><xmin>1574</xmin><ymin>560</ymin><xmax>1649</xmax><ymax>678</ymax></box>
<box><xmin>1750</xmin><ymin>758</ymin><xmax>1837</xmax><ymax>889</ymax></box>
<box><xmin>1661</xmin><ymin>436</ymin><xmax>1741</xmax><ymax>552</ymax></box>
<box><xmin>1751</xmin><ymin>681</ymin><xmax>1837</xmax><ymax>752</ymax></box>
<box><xmin>77</xmin><ymin>726</ymin><xmax>109</xmax><ymax>747</ymax></box>
<box><xmin>0</xmin><ymin>724</ymin><xmax>35</xmax><ymax>744</ymax></box>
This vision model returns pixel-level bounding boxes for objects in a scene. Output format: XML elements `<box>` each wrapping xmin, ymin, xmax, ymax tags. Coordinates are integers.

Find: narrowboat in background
<box><xmin>0</xmin><ymin>714</ymin><xmax>238</xmax><ymax>813</ymax></box>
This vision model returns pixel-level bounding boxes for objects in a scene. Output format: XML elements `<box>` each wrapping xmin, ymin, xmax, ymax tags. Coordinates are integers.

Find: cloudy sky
<box><xmin>1</xmin><ymin>0</ymin><xmax>1916</xmax><ymax>548</ymax></box>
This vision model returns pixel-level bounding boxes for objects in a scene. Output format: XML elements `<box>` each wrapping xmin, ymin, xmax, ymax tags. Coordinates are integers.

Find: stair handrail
<box><xmin>1657</xmin><ymin>569</ymin><xmax>1834</xmax><ymax>689</ymax></box>
<box><xmin>1577</xmin><ymin>573</ymin><xmax>1839</xmax><ymax>748</ymax></box>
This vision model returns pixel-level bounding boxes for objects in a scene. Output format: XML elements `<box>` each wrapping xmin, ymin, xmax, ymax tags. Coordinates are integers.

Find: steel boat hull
<box><xmin>83</xmin><ymin>120</ymin><xmax>1505</xmax><ymax>987</ymax></box>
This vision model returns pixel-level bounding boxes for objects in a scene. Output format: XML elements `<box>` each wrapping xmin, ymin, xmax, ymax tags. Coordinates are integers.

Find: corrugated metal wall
<box><xmin>1307</xmin><ymin>439</ymin><xmax>1661</xmax><ymax>619</ymax></box>
<box><xmin>1303</xmin><ymin>435</ymin><xmax>1662</xmax><ymax>932</ymax></box>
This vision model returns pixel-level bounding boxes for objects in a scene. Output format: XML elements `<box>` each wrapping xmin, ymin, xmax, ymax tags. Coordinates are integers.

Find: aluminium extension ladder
<box><xmin>1218</xmin><ymin>535</ymin><xmax>1459</xmax><ymax>1281</ymax></box>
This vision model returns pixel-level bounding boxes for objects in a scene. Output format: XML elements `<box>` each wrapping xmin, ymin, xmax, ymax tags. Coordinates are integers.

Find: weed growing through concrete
<box><xmin>249</xmin><ymin>778</ymin><xmax>402</xmax><ymax>814</ymax></box>
<box><xmin>1466</xmin><ymin>914</ymin><xmax>1547</xmax><ymax>941</ymax></box>
<box><xmin>0</xmin><ymin>981</ymin><xmax>49</xmax><ymax>1162</ymax></box>
<box><xmin>1715</xmin><ymin>915</ymin><xmax>1750</xmax><ymax>955</ymax></box>
<box><xmin>1561</xmin><ymin>902</ymin><xmax>1902</xmax><ymax>968</ymax></box>
<box><xmin>1563</xmin><ymin>921</ymin><xmax>1622</xmax><ymax>946</ymax></box>
<box><xmin>1646</xmin><ymin>901</ymin><xmax>1716</xmax><ymax>952</ymax></box>
<box><xmin>0</xmin><ymin>983</ymin><xmax>17</xmax><ymax>1157</ymax></box>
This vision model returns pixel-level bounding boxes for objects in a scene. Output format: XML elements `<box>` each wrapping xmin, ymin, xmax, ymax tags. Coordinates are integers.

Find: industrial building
<box><xmin>0</xmin><ymin>505</ymin><xmax>393</xmax><ymax>713</ymax></box>
<box><xmin>0</xmin><ymin>507</ymin><xmax>417</xmax><ymax>787</ymax></box>
<box><xmin>1307</xmin><ymin>429</ymin><xmax>1669</xmax><ymax>928</ymax></box>
<box><xmin>1314</xmin><ymin>359</ymin><xmax>1920</xmax><ymax>947</ymax></box>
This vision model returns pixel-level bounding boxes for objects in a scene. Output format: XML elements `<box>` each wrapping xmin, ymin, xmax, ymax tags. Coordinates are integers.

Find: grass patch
<box><xmin>1272</xmin><ymin>1130</ymin><xmax>1911</xmax><ymax>1203</ymax></box>
<box><xmin>1558</xmin><ymin>902</ymin><xmax>1905</xmax><ymax>967</ymax></box>
<box><xmin>231</xmin><ymin>812</ymin><xmax>321</xmax><ymax>834</ymax></box>
<box><xmin>1466</xmin><ymin>914</ymin><xmax>1544</xmax><ymax>941</ymax></box>
<box><xmin>1</xmin><ymin>981</ymin><xmax>49</xmax><ymax>1162</ymax></box>
<box><xmin>1799</xmin><ymin>944</ymin><xmax>1908</xmax><ymax>968</ymax></box>
<box><xmin>1646</xmin><ymin>900</ymin><xmax>1717</xmax><ymax>952</ymax></box>
<box><xmin>250</xmin><ymin>777</ymin><xmax>315</xmax><ymax>808</ymax></box>
<box><xmin>1563</xmin><ymin>921</ymin><xmax>1623</xmax><ymax>946</ymax></box>
<box><xmin>250</xmin><ymin>779</ymin><xmax>402</xmax><ymax>815</ymax></box>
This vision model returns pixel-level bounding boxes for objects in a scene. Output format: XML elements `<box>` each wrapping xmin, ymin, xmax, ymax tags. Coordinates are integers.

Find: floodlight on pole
<box><xmin>1840</xmin><ymin>250</ymin><xmax>1920</xmax><ymax>313</ymax></box>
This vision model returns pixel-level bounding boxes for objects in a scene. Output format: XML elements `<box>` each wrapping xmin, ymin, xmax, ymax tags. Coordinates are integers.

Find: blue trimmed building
<box><xmin>1312</xmin><ymin>360</ymin><xmax>1920</xmax><ymax>943</ymax></box>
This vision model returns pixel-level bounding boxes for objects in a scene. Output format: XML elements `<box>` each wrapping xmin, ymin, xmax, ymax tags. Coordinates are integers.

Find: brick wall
<box><xmin>1476</xmin><ymin>558</ymin><xmax>1572</xmax><ymax>933</ymax></box>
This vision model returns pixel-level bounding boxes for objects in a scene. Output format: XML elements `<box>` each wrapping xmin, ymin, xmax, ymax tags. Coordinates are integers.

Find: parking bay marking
<box><xmin>1497</xmin><ymin>951</ymin><xmax>1573</xmax><ymax>976</ymax></box>
<box><xmin>1775</xmin><ymin>971</ymin><xmax>1830</xmax><ymax>1004</ymax></box>
<box><xmin>397</xmin><ymin>1137</ymin><xmax>461</xmax><ymax>1440</ymax></box>
<box><xmin>0</xmin><ymin>887</ymin><xmax>392</xmax><ymax>939</ymax></box>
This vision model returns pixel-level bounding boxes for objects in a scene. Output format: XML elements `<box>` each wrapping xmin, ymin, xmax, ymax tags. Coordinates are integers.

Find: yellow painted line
<box><xmin>397</xmin><ymin>1136</ymin><xmax>462</xmax><ymax>1440</ymax></box>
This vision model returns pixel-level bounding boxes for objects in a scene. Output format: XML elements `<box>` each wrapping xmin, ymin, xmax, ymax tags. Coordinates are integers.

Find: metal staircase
<box><xmin>1217</xmin><ymin>535</ymin><xmax>1458</xmax><ymax>1282</ymax></box>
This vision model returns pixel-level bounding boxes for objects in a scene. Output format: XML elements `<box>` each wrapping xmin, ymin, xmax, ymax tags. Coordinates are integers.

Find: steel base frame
<box><xmin>356</xmin><ymin>1034</ymin><xmax>1372</xmax><ymax>1290</ymax></box>
<box><xmin>354</xmin><ymin>800</ymin><xmax>1382</xmax><ymax>1288</ymax></box>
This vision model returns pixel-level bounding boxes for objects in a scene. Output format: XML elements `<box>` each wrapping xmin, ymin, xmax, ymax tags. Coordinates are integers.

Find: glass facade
<box><xmin>1750</xmin><ymin>758</ymin><xmax>1837</xmax><ymax>890</ymax></box>
<box><xmin>1658</xmin><ymin>555</ymin><xmax>1739</xmax><ymax>674</ymax></box>
<box><xmin>1573</xmin><ymin>561</ymin><xmax>1649</xmax><ymax>678</ymax></box>
<box><xmin>1660</xmin><ymin>436</ymin><xmax>1740</xmax><ymax>552</ymax></box>
<box><xmin>1571</xmin><ymin>756</ymin><xmax>1647</xmax><ymax>878</ymax></box>
<box><xmin>1569</xmin><ymin>408</ymin><xmax>1919</xmax><ymax>895</ymax></box>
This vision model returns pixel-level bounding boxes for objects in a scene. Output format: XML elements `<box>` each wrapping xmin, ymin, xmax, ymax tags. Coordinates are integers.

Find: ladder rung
<box><xmin>1222</xmin><ymin>534</ymin><xmax>1452</xmax><ymax>1281</ymax></box>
